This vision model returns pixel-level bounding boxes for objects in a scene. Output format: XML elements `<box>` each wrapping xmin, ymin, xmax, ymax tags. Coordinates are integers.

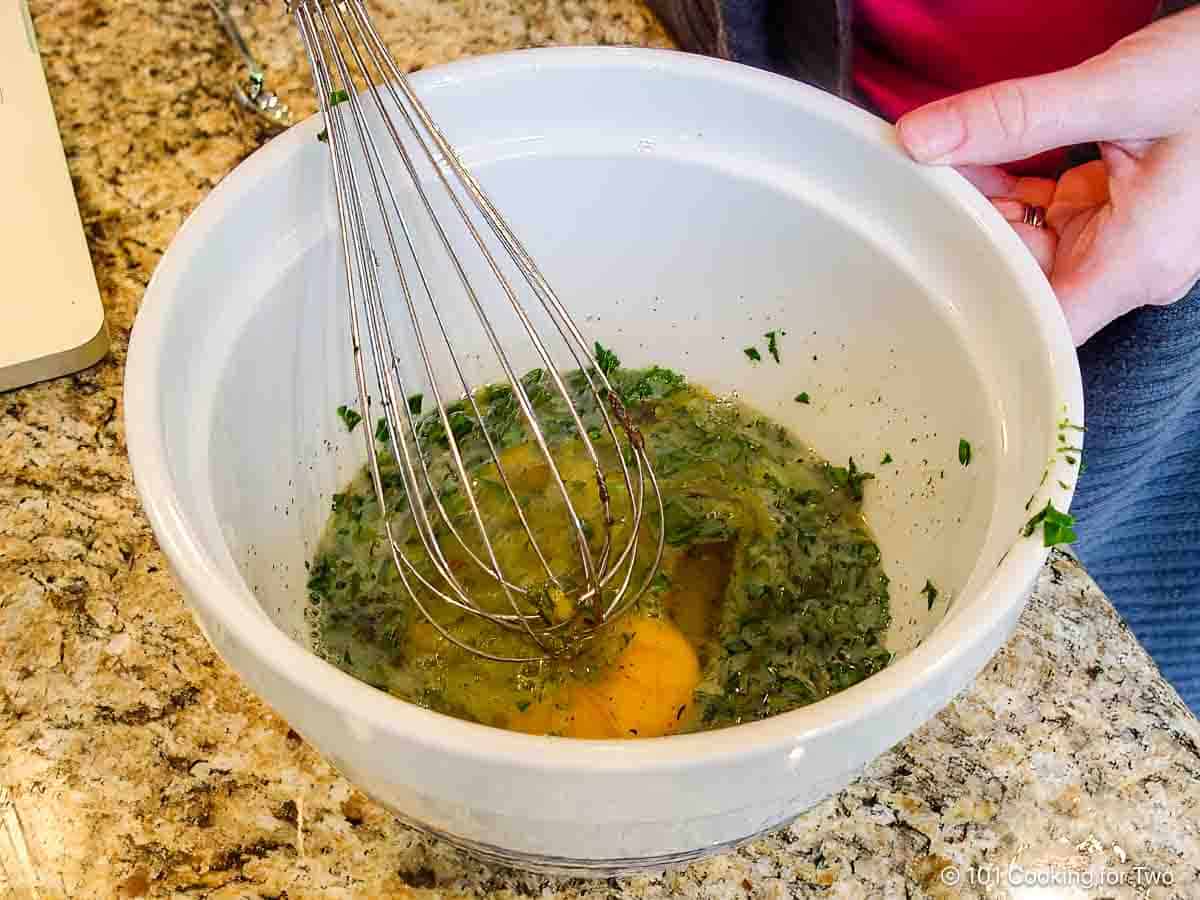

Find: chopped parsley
<box><xmin>823</xmin><ymin>457</ymin><xmax>875</xmax><ymax>502</ymax></box>
<box><xmin>880</xmin><ymin>452</ymin><xmax>893</xmax><ymax>465</ymax></box>
<box><xmin>764</xmin><ymin>330</ymin><xmax>784</xmax><ymax>364</ymax></box>
<box><xmin>1022</xmin><ymin>500</ymin><xmax>1077</xmax><ymax>547</ymax></box>
<box><xmin>408</xmin><ymin>393</ymin><xmax>423</xmax><ymax>415</ymax></box>
<box><xmin>594</xmin><ymin>341</ymin><xmax>620</xmax><ymax>376</ymax></box>
<box><xmin>794</xmin><ymin>392</ymin><xmax>811</xmax><ymax>404</ymax></box>
<box><xmin>617</xmin><ymin>366</ymin><xmax>686</xmax><ymax>404</ymax></box>
<box><xmin>744</xmin><ymin>346</ymin><xmax>762</xmax><ymax>363</ymax></box>
<box><xmin>316</xmin><ymin>90</ymin><xmax>352</xmax><ymax>142</ymax></box>
<box><xmin>662</xmin><ymin>496</ymin><xmax>734</xmax><ymax>545</ymax></box>
<box><xmin>920</xmin><ymin>579</ymin><xmax>938</xmax><ymax>611</ymax></box>
<box><xmin>315</xmin><ymin>362</ymin><xmax>893</xmax><ymax>735</ymax></box>
<box><xmin>958</xmin><ymin>439</ymin><xmax>972</xmax><ymax>467</ymax></box>
<box><xmin>374</xmin><ymin>417</ymin><xmax>389</xmax><ymax>443</ymax></box>
<box><xmin>336</xmin><ymin>405</ymin><xmax>362</xmax><ymax>432</ymax></box>
<box><xmin>306</xmin><ymin>557</ymin><xmax>334</xmax><ymax>600</ymax></box>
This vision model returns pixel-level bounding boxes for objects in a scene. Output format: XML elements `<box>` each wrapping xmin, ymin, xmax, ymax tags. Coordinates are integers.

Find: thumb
<box><xmin>894</xmin><ymin>9</ymin><xmax>1200</xmax><ymax>169</ymax></box>
<box><xmin>897</xmin><ymin>65</ymin><xmax>1119</xmax><ymax>166</ymax></box>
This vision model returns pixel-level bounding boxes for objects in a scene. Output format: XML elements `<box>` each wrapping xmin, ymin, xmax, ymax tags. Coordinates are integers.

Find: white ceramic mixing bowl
<box><xmin>125</xmin><ymin>47</ymin><xmax>1082</xmax><ymax>874</ymax></box>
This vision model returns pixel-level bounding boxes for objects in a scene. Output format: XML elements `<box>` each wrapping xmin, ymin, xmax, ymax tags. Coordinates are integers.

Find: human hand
<box><xmin>895</xmin><ymin>8</ymin><xmax>1200</xmax><ymax>345</ymax></box>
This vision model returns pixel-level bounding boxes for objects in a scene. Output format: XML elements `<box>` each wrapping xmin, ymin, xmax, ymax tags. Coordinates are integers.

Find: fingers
<box><xmin>1046</xmin><ymin>159</ymin><xmax>1109</xmax><ymax>233</ymax></box>
<box><xmin>1012</xmin><ymin>178</ymin><xmax>1056</xmax><ymax>208</ymax></box>
<box><xmin>957</xmin><ymin>165</ymin><xmax>1016</xmax><ymax>196</ymax></box>
<box><xmin>958</xmin><ymin>165</ymin><xmax>1056</xmax><ymax>203</ymax></box>
<box><xmin>969</xmin><ymin>168</ymin><xmax>1059</xmax><ymax>276</ymax></box>
<box><xmin>1053</xmin><ymin>160</ymin><xmax>1109</xmax><ymax>206</ymax></box>
<box><xmin>992</xmin><ymin>200</ymin><xmax>1057</xmax><ymax>273</ymax></box>
<box><xmin>1013</xmin><ymin>224</ymin><xmax>1058</xmax><ymax>275</ymax></box>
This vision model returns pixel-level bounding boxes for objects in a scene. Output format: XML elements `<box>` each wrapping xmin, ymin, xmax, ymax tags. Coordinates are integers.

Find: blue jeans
<box><xmin>1072</xmin><ymin>281</ymin><xmax>1200</xmax><ymax>714</ymax></box>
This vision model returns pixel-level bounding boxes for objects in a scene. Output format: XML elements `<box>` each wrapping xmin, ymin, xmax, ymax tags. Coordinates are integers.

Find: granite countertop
<box><xmin>2</xmin><ymin>2</ymin><xmax>1198</xmax><ymax>897</ymax></box>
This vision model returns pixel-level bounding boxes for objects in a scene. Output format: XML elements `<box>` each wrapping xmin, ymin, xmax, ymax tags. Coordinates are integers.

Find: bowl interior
<box><xmin>147</xmin><ymin>49</ymin><xmax>1078</xmax><ymax>709</ymax></box>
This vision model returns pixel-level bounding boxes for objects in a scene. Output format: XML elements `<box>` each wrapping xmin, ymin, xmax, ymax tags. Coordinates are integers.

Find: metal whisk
<box><xmin>289</xmin><ymin>1</ymin><xmax>664</xmax><ymax>661</ymax></box>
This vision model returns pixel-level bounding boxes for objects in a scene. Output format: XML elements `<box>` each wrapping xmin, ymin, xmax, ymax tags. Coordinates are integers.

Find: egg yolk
<box><xmin>509</xmin><ymin>616</ymin><xmax>701</xmax><ymax>739</ymax></box>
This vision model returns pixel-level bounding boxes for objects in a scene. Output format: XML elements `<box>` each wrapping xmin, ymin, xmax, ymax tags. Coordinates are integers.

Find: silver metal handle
<box><xmin>208</xmin><ymin>0</ymin><xmax>292</xmax><ymax>129</ymax></box>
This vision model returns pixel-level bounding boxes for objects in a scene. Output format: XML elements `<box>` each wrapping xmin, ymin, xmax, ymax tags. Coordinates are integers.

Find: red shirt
<box><xmin>853</xmin><ymin>0</ymin><xmax>1158</xmax><ymax>175</ymax></box>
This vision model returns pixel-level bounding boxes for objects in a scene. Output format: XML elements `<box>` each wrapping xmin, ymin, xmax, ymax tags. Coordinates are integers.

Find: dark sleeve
<box><xmin>765</xmin><ymin>0</ymin><xmax>855</xmax><ymax>97</ymax></box>
<box><xmin>643</xmin><ymin>0</ymin><xmax>729</xmax><ymax>59</ymax></box>
<box><xmin>644</xmin><ymin>0</ymin><xmax>853</xmax><ymax>98</ymax></box>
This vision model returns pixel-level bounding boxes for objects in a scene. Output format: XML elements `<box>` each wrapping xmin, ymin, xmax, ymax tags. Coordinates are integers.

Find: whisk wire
<box><xmin>292</xmin><ymin>0</ymin><xmax>666</xmax><ymax>660</ymax></box>
<box><xmin>297</xmin><ymin>4</ymin><xmax>544</xmax><ymax>662</ymax></box>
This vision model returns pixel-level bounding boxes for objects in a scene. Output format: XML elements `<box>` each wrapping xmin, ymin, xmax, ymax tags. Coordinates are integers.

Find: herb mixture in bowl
<box><xmin>307</xmin><ymin>353</ymin><xmax>892</xmax><ymax>738</ymax></box>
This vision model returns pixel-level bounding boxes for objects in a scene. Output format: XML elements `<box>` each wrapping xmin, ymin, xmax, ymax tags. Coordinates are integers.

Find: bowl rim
<box><xmin>125</xmin><ymin>45</ymin><xmax>1083</xmax><ymax>771</ymax></box>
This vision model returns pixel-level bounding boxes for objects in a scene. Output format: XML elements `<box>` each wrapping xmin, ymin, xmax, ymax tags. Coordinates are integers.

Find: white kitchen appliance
<box><xmin>0</xmin><ymin>0</ymin><xmax>108</xmax><ymax>393</ymax></box>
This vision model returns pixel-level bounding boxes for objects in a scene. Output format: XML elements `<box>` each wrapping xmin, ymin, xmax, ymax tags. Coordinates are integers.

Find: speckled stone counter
<box><xmin>2</xmin><ymin>2</ymin><xmax>1198</xmax><ymax>898</ymax></box>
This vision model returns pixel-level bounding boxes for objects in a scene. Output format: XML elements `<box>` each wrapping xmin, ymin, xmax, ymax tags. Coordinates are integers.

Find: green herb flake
<box><xmin>617</xmin><ymin>365</ymin><xmax>686</xmax><ymax>404</ymax></box>
<box><xmin>1022</xmin><ymin>499</ymin><xmax>1078</xmax><ymax>547</ymax></box>
<box><xmin>744</xmin><ymin>346</ymin><xmax>763</xmax><ymax>363</ymax></box>
<box><xmin>515</xmin><ymin>700</ymin><xmax>531</xmax><ymax>713</ymax></box>
<box><xmin>375</xmin><ymin>417</ymin><xmax>389</xmax><ymax>443</ymax></box>
<box><xmin>881</xmin><ymin>452</ymin><xmax>893</xmax><ymax>465</ymax></box>
<box><xmin>920</xmin><ymin>579</ymin><xmax>938</xmax><ymax>611</ymax></box>
<box><xmin>336</xmin><ymin>405</ymin><xmax>362</xmax><ymax>432</ymax></box>
<box><xmin>594</xmin><ymin>341</ymin><xmax>620</xmax><ymax>376</ymax></box>
<box><xmin>317</xmin><ymin>92</ymin><xmax>351</xmax><ymax>143</ymax></box>
<box><xmin>650</xmin><ymin>571</ymin><xmax>672</xmax><ymax>592</ymax></box>
<box><xmin>764</xmin><ymin>330</ymin><xmax>784</xmax><ymax>364</ymax></box>
<box><xmin>958</xmin><ymin>438</ymin><xmax>972</xmax><ymax>467</ymax></box>
<box><xmin>306</xmin><ymin>556</ymin><xmax>333</xmax><ymax>600</ymax></box>
<box><xmin>408</xmin><ymin>393</ymin><xmax>423</xmax><ymax>415</ymax></box>
<box><xmin>662</xmin><ymin>496</ymin><xmax>734</xmax><ymax>546</ymax></box>
<box><xmin>794</xmin><ymin>392</ymin><xmax>811</xmax><ymax>404</ymax></box>
<box><xmin>823</xmin><ymin>457</ymin><xmax>875</xmax><ymax>502</ymax></box>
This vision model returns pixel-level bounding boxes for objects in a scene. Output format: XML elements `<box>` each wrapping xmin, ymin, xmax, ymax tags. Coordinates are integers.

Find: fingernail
<box><xmin>899</xmin><ymin>105</ymin><xmax>967</xmax><ymax>163</ymax></box>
